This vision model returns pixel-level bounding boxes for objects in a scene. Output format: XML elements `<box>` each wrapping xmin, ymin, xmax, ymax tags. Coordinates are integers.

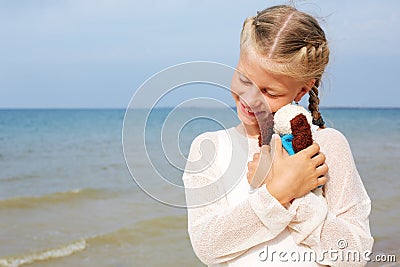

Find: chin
<box><xmin>237</xmin><ymin>108</ymin><xmax>258</xmax><ymax>127</ymax></box>
<box><xmin>238</xmin><ymin>115</ymin><xmax>257</xmax><ymax>126</ymax></box>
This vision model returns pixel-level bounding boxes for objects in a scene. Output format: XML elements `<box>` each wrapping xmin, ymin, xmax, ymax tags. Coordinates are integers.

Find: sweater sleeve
<box><xmin>286</xmin><ymin>128</ymin><xmax>374</xmax><ymax>266</ymax></box>
<box><xmin>182</xmin><ymin>131</ymin><xmax>296</xmax><ymax>265</ymax></box>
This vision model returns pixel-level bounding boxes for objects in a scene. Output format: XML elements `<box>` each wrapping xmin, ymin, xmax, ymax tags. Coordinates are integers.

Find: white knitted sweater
<box><xmin>182</xmin><ymin>126</ymin><xmax>373</xmax><ymax>267</ymax></box>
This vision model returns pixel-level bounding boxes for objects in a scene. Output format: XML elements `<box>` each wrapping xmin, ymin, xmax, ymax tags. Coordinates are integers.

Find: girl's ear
<box><xmin>294</xmin><ymin>79</ymin><xmax>316</xmax><ymax>102</ymax></box>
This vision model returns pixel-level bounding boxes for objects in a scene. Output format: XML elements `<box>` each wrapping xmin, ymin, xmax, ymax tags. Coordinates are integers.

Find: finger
<box><xmin>260</xmin><ymin>144</ymin><xmax>270</xmax><ymax>154</ymax></box>
<box><xmin>270</xmin><ymin>134</ymin><xmax>283</xmax><ymax>159</ymax></box>
<box><xmin>247</xmin><ymin>161</ymin><xmax>255</xmax><ymax>172</ymax></box>
<box><xmin>316</xmin><ymin>162</ymin><xmax>329</xmax><ymax>177</ymax></box>
<box><xmin>260</xmin><ymin>145</ymin><xmax>272</xmax><ymax>164</ymax></box>
<box><xmin>312</xmin><ymin>152</ymin><xmax>326</xmax><ymax>166</ymax></box>
<box><xmin>316</xmin><ymin>176</ymin><xmax>327</xmax><ymax>187</ymax></box>
<box><xmin>248</xmin><ymin>170</ymin><xmax>262</xmax><ymax>188</ymax></box>
<box><xmin>247</xmin><ymin>172</ymin><xmax>253</xmax><ymax>183</ymax></box>
<box><xmin>253</xmin><ymin>153</ymin><xmax>260</xmax><ymax>160</ymax></box>
<box><xmin>302</xmin><ymin>142</ymin><xmax>320</xmax><ymax>158</ymax></box>
<box><xmin>247</xmin><ymin>166</ymin><xmax>254</xmax><ymax>178</ymax></box>
<box><xmin>281</xmin><ymin>146</ymin><xmax>289</xmax><ymax>157</ymax></box>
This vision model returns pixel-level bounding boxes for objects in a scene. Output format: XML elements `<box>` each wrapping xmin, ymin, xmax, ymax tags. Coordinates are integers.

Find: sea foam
<box><xmin>0</xmin><ymin>239</ymin><xmax>86</xmax><ymax>267</ymax></box>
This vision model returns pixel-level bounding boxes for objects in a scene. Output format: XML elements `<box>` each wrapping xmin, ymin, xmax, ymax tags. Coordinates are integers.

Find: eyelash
<box><xmin>239</xmin><ymin>78</ymin><xmax>252</xmax><ymax>85</ymax></box>
<box><xmin>239</xmin><ymin>77</ymin><xmax>281</xmax><ymax>98</ymax></box>
<box><xmin>261</xmin><ymin>88</ymin><xmax>279</xmax><ymax>98</ymax></box>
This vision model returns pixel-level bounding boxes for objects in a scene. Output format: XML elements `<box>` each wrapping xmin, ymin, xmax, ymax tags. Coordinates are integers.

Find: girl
<box><xmin>182</xmin><ymin>5</ymin><xmax>373</xmax><ymax>266</ymax></box>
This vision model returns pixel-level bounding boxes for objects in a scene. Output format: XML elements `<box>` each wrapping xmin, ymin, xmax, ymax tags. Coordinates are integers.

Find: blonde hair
<box><xmin>240</xmin><ymin>5</ymin><xmax>329</xmax><ymax>127</ymax></box>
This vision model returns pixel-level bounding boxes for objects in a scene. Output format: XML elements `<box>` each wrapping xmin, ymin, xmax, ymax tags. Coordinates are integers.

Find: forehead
<box><xmin>237</xmin><ymin>46</ymin><xmax>303</xmax><ymax>92</ymax></box>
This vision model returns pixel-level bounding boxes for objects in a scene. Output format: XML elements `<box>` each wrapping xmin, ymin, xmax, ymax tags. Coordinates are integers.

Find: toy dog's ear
<box><xmin>290</xmin><ymin>113</ymin><xmax>313</xmax><ymax>153</ymax></box>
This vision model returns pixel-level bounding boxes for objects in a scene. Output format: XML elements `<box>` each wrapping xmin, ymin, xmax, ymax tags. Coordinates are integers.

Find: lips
<box><xmin>240</xmin><ymin>101</ymin><xmax>255</xmax><ymax>117</ymax></box>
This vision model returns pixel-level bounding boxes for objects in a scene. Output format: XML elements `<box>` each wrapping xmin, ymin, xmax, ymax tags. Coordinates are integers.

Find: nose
<box><xmin>240</xmin><ymin>85</ymin><xmax>268</xmax><ymax>112</ymax></box>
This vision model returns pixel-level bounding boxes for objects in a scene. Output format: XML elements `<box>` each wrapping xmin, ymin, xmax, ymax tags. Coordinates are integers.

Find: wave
<box><xmin>0</xmin><ymin>239</ymin><xmax>86</xmax><ymax>267</ymax></box>
<box><xmin>87</xmin><ymin>215</ymin><xmax>188</xmax><ymax>247</ymax></box>
<box><xmin>0</xmin><ymin>215</ymin><xmax>189</xmax><ymax>266</ymax></box>
<box><xmin>0</xmin><ymin>175</ymin><xmax>40</xmax><ymax>183</ymax></box>
<box><xmin>0</xmin><ymin>188</ymin><xmax>117</xmax><ymax>209</ymax></box>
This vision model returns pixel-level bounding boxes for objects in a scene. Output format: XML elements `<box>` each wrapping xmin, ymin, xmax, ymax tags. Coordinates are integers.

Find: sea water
<box><xmin>0</xmin><ymin>108</ymin><xmax>398</xmax><ymax>266</ymax></box>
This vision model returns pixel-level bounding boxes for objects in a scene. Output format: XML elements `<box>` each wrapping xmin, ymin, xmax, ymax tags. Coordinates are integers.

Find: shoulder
<box><xmin>314</xmin><ymin>127</ymin><xmax>350</xmax><ymax>148</ymax></box>
<box><xmin>315</xmin><ymin>128</ymin><xmax>350</xmax><ymax>157</ymax></box>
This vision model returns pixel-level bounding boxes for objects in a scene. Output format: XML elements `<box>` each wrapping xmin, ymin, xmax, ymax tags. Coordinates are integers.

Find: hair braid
<box><xmin>308</xmin><ymin>79</ymin><xmax>325</xmax><ymax>128</ymax></box>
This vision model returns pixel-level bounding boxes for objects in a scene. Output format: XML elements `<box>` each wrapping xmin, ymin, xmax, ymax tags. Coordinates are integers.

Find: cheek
<box><xmin>268</xmin><ymin>103</ymin><xmax>279</xmax><ymax>113</ymax></box>
<box><xmin>230</xmin><ymin>83</ymin><xmax>242</xmax><ymax>102</ymax></box>
<box><xmin>266</xmin><ymin>98</ymin><xmax>292</xmax><ymax>113</ymax></box>
<box><xmin>231</xmin><ymin>91</ymin><xmax>239</xmax><ymax>103</ymax></box>
<box><xmin>230</xmin><ymin>81</ymin><xmax>243</xmax><ymax>102</ymax></box>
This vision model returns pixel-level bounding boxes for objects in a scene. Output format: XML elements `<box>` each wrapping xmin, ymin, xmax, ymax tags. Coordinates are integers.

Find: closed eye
<box><xmin>237</xmin><ymin>72</ymin><xmax>253</xmax><ymax>86</ymax></box>
<box><xmin>239</xmin><ymin>77</ymin><xmax>253</xmax><ymax>86</ymax></box>
<box><xmin>261</xmin><ymin>88</ymin><xmax>280</xmax><ymax>98</ymax></box>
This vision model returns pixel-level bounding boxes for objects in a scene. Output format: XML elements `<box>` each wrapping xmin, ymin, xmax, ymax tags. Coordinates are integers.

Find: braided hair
<box><xmin>309</xmin><ymin>81</ymin><xmax>325</xmax><ymax>128</ymax></box>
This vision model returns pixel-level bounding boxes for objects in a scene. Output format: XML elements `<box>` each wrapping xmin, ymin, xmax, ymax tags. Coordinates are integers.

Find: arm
<box><xmin>287</xmin><ymin>128</ymin><xmax>374</xmax><ymax>266</ymax></box>
<box><xmin>182</xmin><ymin>132</ymin><xmax>296</xmax><ymax>265</ymax></box>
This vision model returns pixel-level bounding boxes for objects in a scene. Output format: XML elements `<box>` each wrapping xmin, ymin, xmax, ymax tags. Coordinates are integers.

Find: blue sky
<box><xmin>0</xmin><ymin>0</ymin><xmax>399</xmax><ymax>108</ymax></box>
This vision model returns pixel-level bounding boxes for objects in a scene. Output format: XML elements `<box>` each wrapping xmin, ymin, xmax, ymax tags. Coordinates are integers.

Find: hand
<box><xmin>247</xmin><ymin>145</ymin><xmax>273</xmax><ymax>189</ymax></box>
<box><xmin>266</xmin><ymin>135</ymin><xmax>328</xmax><ymax>206</ymax></box>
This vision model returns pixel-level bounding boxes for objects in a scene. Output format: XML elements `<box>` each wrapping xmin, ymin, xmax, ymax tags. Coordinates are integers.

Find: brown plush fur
<box><xmin>290</xmin><ymin>114</ymin><xmax>313</xmax><ymax>153</ymax></box>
